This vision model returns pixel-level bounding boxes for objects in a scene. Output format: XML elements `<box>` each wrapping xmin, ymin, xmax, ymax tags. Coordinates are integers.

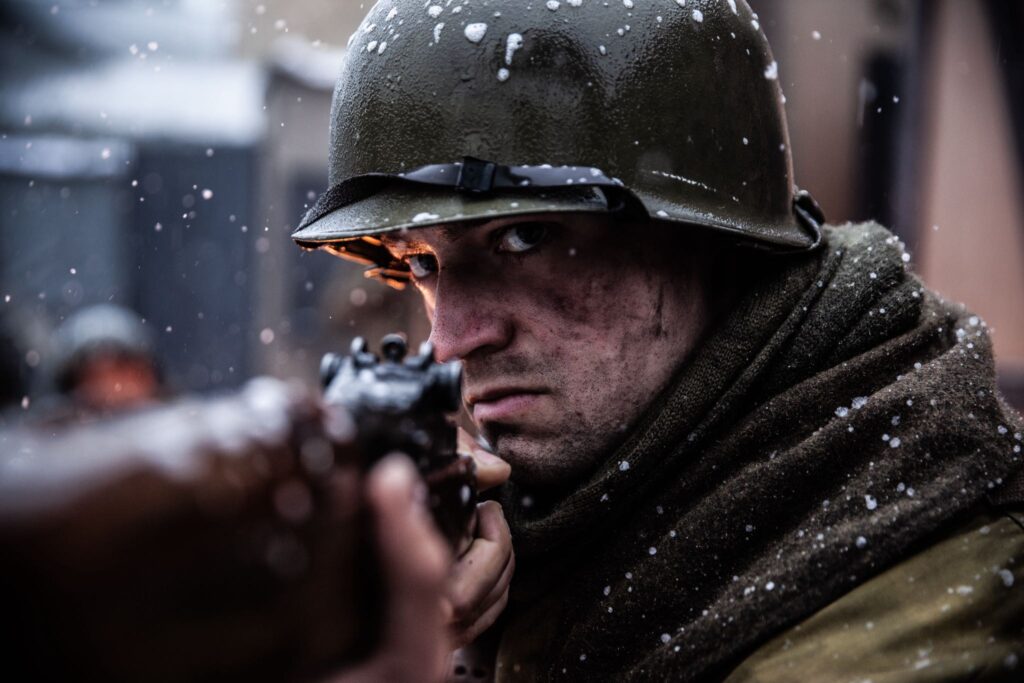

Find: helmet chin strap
<box><xmin>398</xmin><ymin>157</ymin><xmax>625</xmax><ymax>193</ymax></box>
<box><xmin>297</xmin><ymin>157</ymin><xmax>823</xmax><ymax>290</ymax></box>
<box><xmin>300</xmin><ymin>156</ymin><xmax>824</xmax><ymax>257</ymax></box>
<box><xmin>792</xmin><ymin>190</ymin><xmax>826</xmax><ymax>249</ymax></box>
<box><xmin>297</xmin><ymin>157</ymin><xmax>630</xmax><ymax>236</ymax></box>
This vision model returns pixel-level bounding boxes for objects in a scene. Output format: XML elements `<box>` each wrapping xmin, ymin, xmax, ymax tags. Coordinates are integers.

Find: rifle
<box><xmin>320</xmin><ymin>334</ymin><xmax>476</xmax><ymax>555</ymax></box>
<box><xmin>0</xmin><ymin>336</ymin><xmax>475</xmax><ymax>682</ymax></box>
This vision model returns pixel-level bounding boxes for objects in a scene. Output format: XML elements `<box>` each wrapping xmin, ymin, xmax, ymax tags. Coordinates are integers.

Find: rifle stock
<box><xmin>0</xmin><ymin>336</ymin><xmax>474</xmax><ymax>682</ymax></box>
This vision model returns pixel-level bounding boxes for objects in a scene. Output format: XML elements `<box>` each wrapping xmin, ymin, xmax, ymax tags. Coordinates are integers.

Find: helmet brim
<box><xmin>291</xmin><ymin>183</ymin><xmax>613</xmax><ymax>285</ymax></box>
<box><xmin>292</xmin><ymin>177</ymin><xmax>822</xmax><ymax>287</ymax></box>
<box><xmin>291</xmin><ymin>183</ymin><xmax>611</xmax><ymax>245</ymax></box>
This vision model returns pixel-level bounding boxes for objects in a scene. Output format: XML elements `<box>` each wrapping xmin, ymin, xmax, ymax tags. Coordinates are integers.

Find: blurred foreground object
<box><xmin>0</xmin><ymin>379</ymin><xmax>367</xmax><ymax>681</ymax></box>
<box><xmin>0</xmin><ymin>362</ymin><xmax>468</xmax><ymax>682</ymax></box>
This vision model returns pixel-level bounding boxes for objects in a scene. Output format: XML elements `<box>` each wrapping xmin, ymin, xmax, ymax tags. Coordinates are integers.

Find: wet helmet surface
<box><xmin>293</xmin><ymin>0</ymin><xmax>823</xmax><ymax>284</ymax></box>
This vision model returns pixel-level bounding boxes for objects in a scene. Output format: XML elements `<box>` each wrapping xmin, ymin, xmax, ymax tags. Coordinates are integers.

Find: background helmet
<box><xmin>293</xmin><ymin>0</ymin><xmax>823</xmax><ymax>285</ymax></box>
<box><xmin>51</xmin><ymin>304</ymin><xmax>157</xmax><ymax>395</ymax></box>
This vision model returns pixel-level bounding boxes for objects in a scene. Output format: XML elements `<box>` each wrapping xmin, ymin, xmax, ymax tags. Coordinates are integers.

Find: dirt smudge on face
<box><xmin>650</xmin><ymin>285</ymin><xmax>667</xmax><ymax>338</ymax></box>
<box><xmin>405</xmin><ymin>213</ymin><xmax>716</xmax><ymax>488</ymax></box>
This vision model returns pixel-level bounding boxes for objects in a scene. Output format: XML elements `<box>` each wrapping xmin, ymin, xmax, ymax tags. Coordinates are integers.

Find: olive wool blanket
<box><xmin>495</xmin><ymin>222</ymin><xmax>1024</xmax><ymax>681</ymax></box>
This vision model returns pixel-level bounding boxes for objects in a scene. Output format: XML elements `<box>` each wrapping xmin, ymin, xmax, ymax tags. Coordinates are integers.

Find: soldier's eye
<box><xmin>405</xmin><ymin>253</ymin><xmax>438</xmax><ymax>279</ymax></box>
<box><xmin>497</xmin><ymin>223</ymin><xmax>548</xmax><ymax>254</ymax></box>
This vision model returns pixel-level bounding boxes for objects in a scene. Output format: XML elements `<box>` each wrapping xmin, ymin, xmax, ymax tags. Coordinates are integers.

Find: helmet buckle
<box><xmin>456</xmin><ymin>157</ymin><xmax>497</xmax><ymax>194</ymax></box>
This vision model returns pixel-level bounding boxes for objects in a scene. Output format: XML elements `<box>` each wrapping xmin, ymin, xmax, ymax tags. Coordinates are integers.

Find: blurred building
<box><xmin>0</xmin><ymin>0</ymin><xmax>263</xmax><ymax>394</ymax></box>
<box><xmin>765</xmin><ymin>0</ymin><xmax>1024</xmax><ymax>408</ymax></box>
<box><xmin>252</xmin><ymin>34</ymin><xmax>428</xmax><ymax>385</ymax></box>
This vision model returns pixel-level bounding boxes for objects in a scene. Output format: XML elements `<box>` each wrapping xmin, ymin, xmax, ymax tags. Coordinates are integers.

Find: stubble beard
<box><xmin>467</xmin><ymin>349</ymin><xmax>653</xmax><ymax>489</ymax></box>
<box><xmin>485</xmin><ymin>423</ymin><xmax>629</xmax><ymax>490</ymax></box>
<box><xmin>466</xmin><ymin>353</ymin><xmax>589</xmax><ymax>488</ymax></box>
<box><xmin>476</xmin><ymin>390</ymin><xmax>642</xmax><ymax>491</ymax></box>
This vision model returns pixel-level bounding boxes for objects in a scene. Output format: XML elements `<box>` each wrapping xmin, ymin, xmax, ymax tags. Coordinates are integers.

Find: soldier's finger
<box><xmin>454</xmin><ymin>502</ymin><xmax>512</xmax><ymax>593</ymax></box>
<box><xmin>363</xmin><ymin>455</ymin><xmax>451</xmax><ymax>678</ymax></box>
<box><xmin>445</xmin><ymin>502</ymin><xmax>512</xmax><ymax>625</ymax></box>
<box><xmin>450</xmin><ymin>541</ymin><xmax>513</xmax><ymax>632</ymax></box>
<box><xmin>446</xmin><ymin>539</ymin><xmax>507</xmax><ymax>624</ymax></box>
<box><xmin>455</xmin><ymin>585</ymin><xmax>511</xmax><ymax>649</ymax></box>
<box><xmin>367</xmin><ymin>455</ymin><xmax>450</xmax><ymax>593</ymax></box>
<box><xmin>474</xmin><ymin>548</ymin><xmax>514</xmax><ymax>619</ymax></box>
<box><xmin>475</xmin><ymin>500</ymin><xmax>512</xmax><ymax>544</ymax></box>
<box><xmin>458</xmin><ymin>428</ymin><xmax>511</xmax><ymax>491</ymax></box>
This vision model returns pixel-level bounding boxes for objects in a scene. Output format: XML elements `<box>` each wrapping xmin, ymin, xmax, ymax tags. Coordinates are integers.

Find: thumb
<box><xmin>458</xmin><ymin>428</ymin><xmax>510</xmax><ymax>491</ymax></box>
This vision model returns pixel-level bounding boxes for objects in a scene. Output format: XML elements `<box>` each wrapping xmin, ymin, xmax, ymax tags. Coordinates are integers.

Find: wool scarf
<box><xmin>496</xmin><ymin>223</ymin><xmax>1024</xmax><ymax>680</ymax></box>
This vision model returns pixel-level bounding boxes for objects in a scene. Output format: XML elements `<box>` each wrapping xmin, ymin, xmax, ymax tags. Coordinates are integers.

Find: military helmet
<box><xmin>51</xmin><ymin>304</ymin><xmax>156</xmax><ymax>394</ymax></box>
<box><xmin>293</xmin><ymin>0</ymin><xmax>823</xmax><ymax>285</ymax></box>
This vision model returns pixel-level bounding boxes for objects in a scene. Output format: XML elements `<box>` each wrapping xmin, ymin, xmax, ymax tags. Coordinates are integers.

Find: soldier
<box><xmin>294</xmin><ymin>1</ymin><xmax>1024</xmax><ymax>680</ymax></box>
<box><xmin>49</xmin><ymin>304</ymin><xmax>165</xmax><ymax>415</ymax></box>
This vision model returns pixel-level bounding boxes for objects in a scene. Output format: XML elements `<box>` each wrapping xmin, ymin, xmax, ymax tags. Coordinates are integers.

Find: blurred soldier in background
<box><xmin>48</xmin><ymin>303</ymin><xmax>165</xmax><ymax>416</ymax></box>
<box><xmin>294</xmin><ymin>0</ymin><xmax>1024</xmax><ymax>680</ymax></box>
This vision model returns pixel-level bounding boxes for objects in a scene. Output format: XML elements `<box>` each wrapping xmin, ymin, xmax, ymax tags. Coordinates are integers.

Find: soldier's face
<box><xmin>381</xmin><ymin>213</ymin><xmax>711</xmax><ymax>488</ymax></box>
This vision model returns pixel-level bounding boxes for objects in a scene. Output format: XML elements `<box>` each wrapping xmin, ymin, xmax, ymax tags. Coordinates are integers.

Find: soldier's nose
<box><xmin>428</xmin><ymin>284</ymin><xmax>513</xmax><ymax>363</ymax></box>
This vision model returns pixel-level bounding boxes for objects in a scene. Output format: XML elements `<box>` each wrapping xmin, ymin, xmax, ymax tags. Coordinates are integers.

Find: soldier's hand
<box><xmin>329</xmin><ymin>455</ymin><xmax>451</xmax><ymax>683</ymax></box>
<box><xmin>457</xmin><ymin>427</ymin><xmax>511</xmax><ymax>491</ymax></box>
<box><xmin>447</xmin><ymin>429</ymin><xmax>514</xmax><ymax>649</ymax></box>
<box><xmin>444</xmin><ymin>500</ymin><xmax>514</xmax><ymax>649</ymax></box>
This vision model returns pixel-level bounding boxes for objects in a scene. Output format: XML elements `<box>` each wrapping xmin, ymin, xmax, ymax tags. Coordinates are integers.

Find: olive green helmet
<box><xmin>293</xmin><ymin>0</ymin><xmax>823</xmax><ymax>285</ymax></box>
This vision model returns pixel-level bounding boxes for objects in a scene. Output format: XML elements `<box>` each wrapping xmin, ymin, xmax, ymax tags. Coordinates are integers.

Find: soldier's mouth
<box><xmin>467</xmin><ymin>387</ymin><xmax>547</xmax><ymax>423</ymax></box>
